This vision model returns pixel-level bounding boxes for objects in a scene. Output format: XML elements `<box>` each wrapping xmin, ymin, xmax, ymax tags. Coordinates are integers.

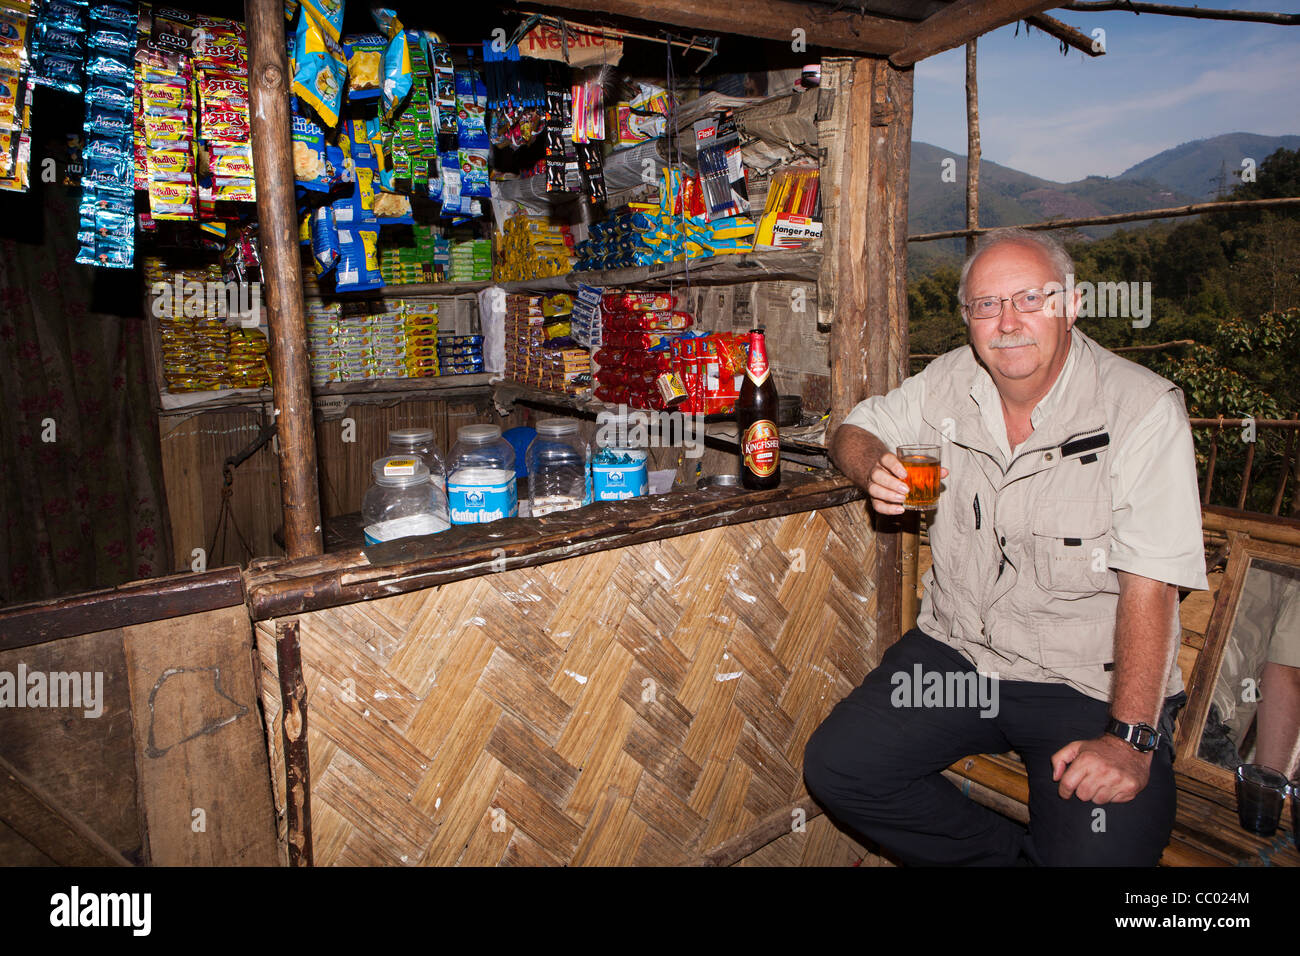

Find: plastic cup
<box><xmin>1234</xmin><ymin>764</ymin><xmax>1288</xmax><ymax>836</ymax></box>
<box><xmin>1291</xmin><ymin>775</ymin><xmax>1299</xmax><ymax>849</ymax></box>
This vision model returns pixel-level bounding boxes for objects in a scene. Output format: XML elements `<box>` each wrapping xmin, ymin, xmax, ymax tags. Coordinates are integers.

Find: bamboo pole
<box><xmin>275</xmin><ymin>618</ymin><xmax>313</xmax><ymax>866</ymax></box>
<box><xmin>965</xmin><ymin>39</ymin><xmax>980</xmax><ymax>260</ymax></box>
<box><xmin>908</xmin><ymin>196</ymin><xmax>1300</xmax><ymax>242</ymax></box>
<box><xmin>246</xmin><ymin>0</ymin><xmax>323</xmax><ymax>560</ymax></box>
<box><xmin>1064</xmin><ymin>1</ymin><xmax>1300</xmax><ymax>25</ymax></box>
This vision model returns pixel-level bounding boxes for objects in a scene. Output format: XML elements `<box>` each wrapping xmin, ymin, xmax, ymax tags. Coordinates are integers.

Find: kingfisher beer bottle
<box><xmin>737</xmin><ymin>328</ymin><xmax>780</xmax><ymax>489</ymax></box>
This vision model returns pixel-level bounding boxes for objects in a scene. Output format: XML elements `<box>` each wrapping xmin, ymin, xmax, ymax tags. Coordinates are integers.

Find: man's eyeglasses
<box><xmin>963</xmin><ymin>288</ymin><xmax>1061</xmax><ymax>320</ymax></box>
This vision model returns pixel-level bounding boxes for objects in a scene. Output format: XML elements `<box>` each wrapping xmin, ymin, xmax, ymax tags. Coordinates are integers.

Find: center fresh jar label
<box><xmin>448</xmin><ymin>467</ymin><xmax>518</xmax><ymax>524</ymax></box>
<box><xmin>592</xmin><ymin>454</ymin><xmax>648</xmax><ymax>501</ymax></box>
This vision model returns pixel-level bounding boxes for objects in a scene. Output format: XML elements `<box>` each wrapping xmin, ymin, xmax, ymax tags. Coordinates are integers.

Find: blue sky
<box><xmin>912</xmin><ymin>0</ymin><xmax>1300</xmax><ymax>182</ymax></box>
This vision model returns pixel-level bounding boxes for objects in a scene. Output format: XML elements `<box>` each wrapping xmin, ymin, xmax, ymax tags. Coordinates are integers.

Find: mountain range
<box><xmin>906</xmin><ymin>132</ymin><xmax>1300</xmax><ymax>273</ymax></box>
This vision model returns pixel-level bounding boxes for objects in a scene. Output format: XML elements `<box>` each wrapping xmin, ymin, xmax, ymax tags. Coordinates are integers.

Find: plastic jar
<box><xmin>591</xmin><ymin>409</ymin><xmax>648</xmax><ymax>501</ymax></box>
<box><xmin>362</xmin><ymin>456</ymin><xmax>450</xmax><ymax>546</ymax></box>
<box><xmin>526</xmin><ymin>418</ymin><xmax>591</xmax><ymax>516</ymax></box>
<box><xmin>386</xmin><ymin>427</ymin><xmax>446</xmax><ymax>490</ymax></box>
<box><xmin>447</xmin><ymin>424</ymin><xmax>517</xmax><ymax>524</ymax></box>
<box><xmin>591</xmin><ymin>445</ymin><xmax>649</xmax><ymax>501</ymax></box>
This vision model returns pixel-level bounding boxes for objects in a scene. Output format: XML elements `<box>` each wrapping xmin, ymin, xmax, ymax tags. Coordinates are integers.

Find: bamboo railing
<box><xmin>1191</xmin><ymin>417</ymin><xmax>1300</xmax><ymax>517</ymax></box>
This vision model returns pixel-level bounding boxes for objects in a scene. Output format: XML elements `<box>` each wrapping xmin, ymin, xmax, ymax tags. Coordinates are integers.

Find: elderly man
<box><xmin>804</xmin><ymin>227</ymin><xmax>1208</xmax><ymax>866</ymax></box>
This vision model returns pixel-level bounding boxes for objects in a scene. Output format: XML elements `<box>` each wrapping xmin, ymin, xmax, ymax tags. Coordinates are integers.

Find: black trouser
<box><xmin>803</xmin><ymin>628</ymin><xmax>1184</xmax><ymax>866</ymax></box>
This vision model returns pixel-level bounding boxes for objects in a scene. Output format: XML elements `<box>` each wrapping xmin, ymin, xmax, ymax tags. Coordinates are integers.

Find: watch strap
<box><xmin>1105</xmin><ymin>716</ymin><xmax>1162</xmax><ymax>753</ymax></box>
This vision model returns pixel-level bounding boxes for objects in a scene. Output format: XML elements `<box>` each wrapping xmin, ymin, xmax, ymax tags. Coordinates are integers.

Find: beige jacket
<box><xmin>900</xmin><ymin>331</ymin><xmax>1203</xmax><ymax>702</ymax></box>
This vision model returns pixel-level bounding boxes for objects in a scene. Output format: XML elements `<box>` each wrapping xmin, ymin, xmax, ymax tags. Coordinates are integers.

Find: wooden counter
<box><xmin>247</xmin><ymin>473</ymin><xmax>885</xmax><ymax>865</ymax></box>
<box><xmin>243</xmin><ymin>472</ymin><xmax>867</xmax><ymax>620</ymax></box>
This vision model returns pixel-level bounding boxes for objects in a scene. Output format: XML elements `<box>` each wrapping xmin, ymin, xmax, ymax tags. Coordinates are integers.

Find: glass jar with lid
<box><xmin>447</xmin><ymin>424</ymin><xmax>517</xmax><ymax>524</ymax></box>
<box><xmin>386</xmin><ymin>427</ymin><xmax>446</xmax><ymax>490</ymax></box>
<box><xmin>362</xmin><ymin>455</ymin><xmax>450</xmax><ymax>546</ymax></box>
<box><xmin>526</xmin><ymin>418</ymin><xmax>591</xmax><ymax>517</ymax></box>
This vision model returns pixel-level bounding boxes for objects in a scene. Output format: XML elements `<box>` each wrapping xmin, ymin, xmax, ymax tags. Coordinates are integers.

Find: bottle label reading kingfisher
<box><xmin>746</xmin><ymin>349</ymin><xmax>770</xmax><ymax>386</ymax></box>
<box><xmin>742</xmin><ymin>420</ymin><xmax>780</xmax><ymax>477</ymax></box>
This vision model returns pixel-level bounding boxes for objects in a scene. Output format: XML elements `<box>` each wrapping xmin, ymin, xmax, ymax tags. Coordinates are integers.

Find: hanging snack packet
<box><xmin>369</xmin><ymin>8</ymin><xmax>410</xmax><ymax>122</ymax></box>
<box><xmin>300</xmin><ymin>0</ymin><xmax>343</xmax><ymax>43</ymax></box>
<box><xmin>371</xmin><ymin>189</ymin><xmax>412</xmax><ymax>225</ymax></box>
<box><xmin>343</xmin><ymin>33</ymin><xmax>382</xmax><ymax>99</ymax></box>
<box><xmin>335</xmin><ymin>226</ymin><xmax>383</xmax><ymax>292</ymax></box>
<box><xmin>0</xmin><ymin>68</ymin><xmax>22</xmax><ymax>131</ymax></box>
<box><xmin>454</xmin><ymin>67</ymin><xmax>488</xmax><ymax>149</ymax></box>
<box><xmin>0</xmin><ymin>10</ymin><xmax>29</xmax><ymax>72</ymax></box>
<box><xmin>459</xmin><ymin>147</ymin><xmax>488</xmax><ymax>199</ymax></box>
<box><xmin>310</xmin><ymin>205</ymin><xmax>340</xmax><ymax>276</ymax></box>
<box><xmin>291</xmin><ymin>113</ymin><xmax>329</xmax><ymax>190</ymax></box>
<box><xmin>292</xmin><ymin>5</ymin><xmax>346</xmax><ymax>129</ymax></box>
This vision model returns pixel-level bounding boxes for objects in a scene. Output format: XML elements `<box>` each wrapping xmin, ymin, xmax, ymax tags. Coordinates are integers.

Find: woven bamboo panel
<box><xmin>255</xmin><ymin>501</ymin><xmax>880</xmax><ymax>866</ymax></box>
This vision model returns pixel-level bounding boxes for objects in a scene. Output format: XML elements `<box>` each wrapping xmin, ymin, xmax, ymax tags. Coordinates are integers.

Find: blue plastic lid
<box><xmin>502</xmin><ymin>426</ymin><xmax>537</xmax><ymax>478</ymax></box>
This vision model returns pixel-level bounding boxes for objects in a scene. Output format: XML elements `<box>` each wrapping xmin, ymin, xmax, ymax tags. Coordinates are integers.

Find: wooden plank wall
<box><xmin>254</xmin><ymin>500</ymin><xmax>881</xmax><ymax>865</ymax></box>
<box><xmin>158</xmin><ymin>395</ymin><xmax>527</xmax><ymax>573</ymax></box>
<box><xmin>0</xmin><ymin>605</ymin><xmax>277</xmax><ymax>866</ymax></box>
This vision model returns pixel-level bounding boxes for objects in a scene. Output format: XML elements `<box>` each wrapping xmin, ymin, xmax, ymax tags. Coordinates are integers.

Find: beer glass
<box><xmin>897</xmin><ymin>444</ymin><xmax>942</xmax><ymax>511</ymax></box>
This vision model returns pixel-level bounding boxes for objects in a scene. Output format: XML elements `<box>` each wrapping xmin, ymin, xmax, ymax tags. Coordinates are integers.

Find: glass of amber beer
<box><xmin>897</xmin><ymin>444</ymin><xmax>942</xmax><ymax>510</ymax></box>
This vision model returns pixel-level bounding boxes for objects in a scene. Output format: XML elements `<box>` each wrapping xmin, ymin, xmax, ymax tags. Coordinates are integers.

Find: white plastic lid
<box><xmin>536</xmin><ymin>417</ymin><xmax>580</xmax><ymax>437</ymax></box>
<box><xmin>458</xmin><ymin>424</ymin><xmax>502</xmax><ymax>444</ymax></box>
<box><xmin>389</xmin><ymin>427</ymin><xmax>434</xmax><ymax>445</ymax></box>
<box><xmin>372</xmin><ymin>455</ymin><xmax>431</xmax><ymax>487</ymax></box>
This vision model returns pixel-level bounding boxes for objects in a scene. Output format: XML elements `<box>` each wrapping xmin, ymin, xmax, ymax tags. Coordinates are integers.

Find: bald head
<box><xmin>958</xmin><ymin>228</ymin><xmax>1074</xmax><ymax>324</ymax></box>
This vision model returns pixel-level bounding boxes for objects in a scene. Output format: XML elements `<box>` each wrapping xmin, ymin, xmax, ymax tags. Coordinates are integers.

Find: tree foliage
<box><xmin>906</xmin><ymin>148</ymin><xmax>1300</xmax><ymax>512</ymax></box>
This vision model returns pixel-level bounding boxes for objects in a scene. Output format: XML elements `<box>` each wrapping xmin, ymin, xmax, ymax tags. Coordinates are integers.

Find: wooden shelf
<box><xmin>301</xmin><ymin>247</ymin><xmax>822</xmax><ymax>301</ymax></box>
<box><xmin>157</xmin><ymin>373</ymin><xmax>497</xmax><ymax>416</ymax></box>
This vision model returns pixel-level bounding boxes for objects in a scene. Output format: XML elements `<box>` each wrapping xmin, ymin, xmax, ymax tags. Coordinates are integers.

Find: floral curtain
<box><xmin>0</xmin><ymin>186</ymin><xmax>170</xmax><ymax>605</ymax></box>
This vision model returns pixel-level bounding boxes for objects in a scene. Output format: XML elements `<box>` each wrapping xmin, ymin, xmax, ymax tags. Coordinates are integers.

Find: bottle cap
<box><xmin>372</xmin><ymin>455</ymin><xmax>431</xmax><ymax>487</ymax></box>
<box><xmin>389</xmin><ymin>427</ymin><xmax>434</xmax><ymax>445</ymax></box>
<box><xmin>536</xmin><ymin>417</ymin><xmax>580</xmax><ymax>437</ymax></box>
<box><xmin>458</xmin><ymin>424</ymin><xmax>502</xmax><ymax>444</ymax></box>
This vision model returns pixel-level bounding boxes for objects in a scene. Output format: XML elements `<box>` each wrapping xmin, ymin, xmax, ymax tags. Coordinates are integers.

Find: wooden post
<box><xmin>1278</xmin><ymin>415</ymin><xmax>1299</xmax><ymax>516</ymax></box>
<box><xmin>965</xmin><ymin>39</ymin><xmax>980</xmax><ymax>260</ymax></box>
<box><xmin>826</xmin><ymin>57</ymin><xmax>914</xmax><ymax>648</ymax></box>
<box><xmin>1237</xmin><ymin>438</ymin><xmax>1256</xmax><ymax>510</ymax></box>
<box><xmin>1203</xmin><ymin>419</ymin><xmax>1222</xmax><ymax>506</ymax></box>
<box><xmin>246</xmin><ymin>0</ymin><xmax>323</xmax><ymax>559</ymax></box>
<box><xmin>275</xmin><ymin>618</ymin><xmax>313</xmax><ymax>866</ymax></box>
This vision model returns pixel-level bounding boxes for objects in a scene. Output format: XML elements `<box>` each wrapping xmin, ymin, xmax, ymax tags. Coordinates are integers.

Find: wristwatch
<box><xmin>1105</xmin><ymin>716</ymin><xmax>1163</xmax><ymax>753</ymax></box>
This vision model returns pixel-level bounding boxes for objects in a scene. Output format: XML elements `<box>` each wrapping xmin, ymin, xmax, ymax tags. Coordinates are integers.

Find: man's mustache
<box><xmin>989</xmin><ymin>333</ymin><xmax>1037</xmax><ymax>349</ymax></box>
